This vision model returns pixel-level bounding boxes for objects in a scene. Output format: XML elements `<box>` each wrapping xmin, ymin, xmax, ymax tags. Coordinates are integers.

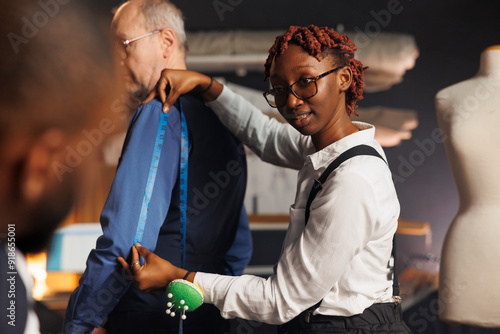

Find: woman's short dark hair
<box><xmin>264</xmin><ymin>25</ymin><xmax>367</xmax><ymax>116</ymax></box>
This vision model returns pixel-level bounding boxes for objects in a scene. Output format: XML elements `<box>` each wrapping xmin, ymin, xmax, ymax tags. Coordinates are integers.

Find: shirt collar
<box><xmin>307</xmin><ymin>121</ymin><xmax>376</xmax><ymax>170</ymax></box>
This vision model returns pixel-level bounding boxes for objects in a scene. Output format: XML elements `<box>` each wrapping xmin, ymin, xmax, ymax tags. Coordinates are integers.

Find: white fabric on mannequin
<box><xmin>435</xmin><ymin>45</ymin><xmax>500</xmax><ymax>327</ymax></box>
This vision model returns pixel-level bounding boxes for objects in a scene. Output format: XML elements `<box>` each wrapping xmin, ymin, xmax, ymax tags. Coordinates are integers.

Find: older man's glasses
<box><xmin>263</xmin><ymin>66</ymin><xmax>343</xmax><ymax>108</ymax></box>
<box><xmin>120</xmin><ymin>30</ymin><xmax>162</xmax><ymax>54</ymax></box>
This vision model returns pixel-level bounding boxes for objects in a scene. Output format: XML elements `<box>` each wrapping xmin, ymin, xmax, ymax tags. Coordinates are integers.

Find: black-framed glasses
<box><xmin>263</xmin><ymin>66</ymin><xmax>343</xmax><ymax>108</ymax></box>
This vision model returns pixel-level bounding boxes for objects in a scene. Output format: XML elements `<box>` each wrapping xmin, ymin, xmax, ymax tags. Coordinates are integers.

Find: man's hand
<box><xmin>118</xmin><ymin>243</ymin><xmax>186</xmax><ymax>292</ymax></box>
<box><xmin>91</xmin><ymin>327</ymin><xmax>107</xmax><ymax>334</ymax></box>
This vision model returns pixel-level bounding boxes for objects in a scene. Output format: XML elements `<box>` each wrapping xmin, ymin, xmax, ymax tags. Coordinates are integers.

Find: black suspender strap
<box><xmin>392</xmin><ymin>234</ymin><xmax>400</xmax><ymax>298</ymax></box>
<box><xmin>304</xmin><ymin>144</ymin><xmax>400</xmax><ymax>313</ymax></box>
<box><xmin>305</xmin><ymin>145</ymin><xmax>386</xmax><ymax>225</ymax></box>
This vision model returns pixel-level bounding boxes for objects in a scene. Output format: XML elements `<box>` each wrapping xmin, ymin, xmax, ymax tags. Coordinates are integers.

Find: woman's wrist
<box><xmin>171</xmin><ymin>267</ymin><xmax>196</xmax><ymax>284</ymax></box>
<box><xmin>180</xmin><ymin>269</ymin><xmax>196</xmax><ymax>283</ymax></box>
<box><xmin>198</xmin><ymin>77</ymin><xmax>213</xmax><ymax>95</ymax></box>
<box><xmin>195</xmin><ymin>75</ymin><xmax>223</xmax><ymax>102</ymax></box>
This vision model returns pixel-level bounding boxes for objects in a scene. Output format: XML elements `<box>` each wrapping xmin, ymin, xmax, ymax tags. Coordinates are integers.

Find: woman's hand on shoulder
<box><xmin>143</xmin><ymin>69</ymin><xmax>223</xmax><ymax>113</ymax></box>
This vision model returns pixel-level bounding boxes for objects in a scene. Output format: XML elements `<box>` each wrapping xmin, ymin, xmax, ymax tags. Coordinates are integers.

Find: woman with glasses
<box><xmin>119</xmin><ymin>25</ymin><xmax>412</xmax><ymax>334</ymax></box>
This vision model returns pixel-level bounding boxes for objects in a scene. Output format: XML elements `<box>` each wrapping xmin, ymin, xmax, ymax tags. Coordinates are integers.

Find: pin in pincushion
<box><xmin>165</xmin><ymin>279</ymin><xmax>204</xmax><ymax>320</ymax></box>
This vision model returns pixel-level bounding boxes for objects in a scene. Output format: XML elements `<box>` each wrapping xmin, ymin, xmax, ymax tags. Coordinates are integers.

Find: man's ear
<box><xmin>338</xmin><ymin>66</ymin><xmax>353</xmax><ymax>92</ymax></box>
<box><xmin>160</xmin><ymin>28</ymin><xmax>176</xmax><ymax>58</ymax></box>
<box><xmin>21</xmin><ymin>129</ymin><xmax>66</xmax><ymax>202</ymax></box>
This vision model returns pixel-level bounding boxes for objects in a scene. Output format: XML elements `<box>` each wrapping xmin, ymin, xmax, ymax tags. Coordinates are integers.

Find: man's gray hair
<box><xmin>141</xmin><ymin>0</ymin><xmax>188</xmax><ymax>52</ymax></box>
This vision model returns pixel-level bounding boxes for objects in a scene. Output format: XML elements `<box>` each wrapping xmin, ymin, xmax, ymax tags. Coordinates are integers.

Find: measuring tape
<box><xmin>133</xmin><ymin>101</ymin><xmax>189</xmax><ymax>266</ymax></box>
<box><xmin>132</xmin><ymin>100</ymin><xmax>189</xmax><ymax>334</ymax></box>
<box><xmin>179</xmin><ymin>109</ymin><xmax>188</xmax><ymax>268</ymax></box>
<box><xmin>133</xmin><ymin>109</ymin><xmax>169</xmax><ymax>245</ymax></box>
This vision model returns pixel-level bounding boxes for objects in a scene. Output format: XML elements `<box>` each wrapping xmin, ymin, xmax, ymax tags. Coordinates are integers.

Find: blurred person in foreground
<box><xmin>0</xmin><ymin>0</ymin><xmax>123</xmax><ymax>333</ymax></box>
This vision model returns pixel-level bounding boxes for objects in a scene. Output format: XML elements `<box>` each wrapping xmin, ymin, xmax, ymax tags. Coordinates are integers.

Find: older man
<box><xmin>0</xmin><ymin>1</ymin><xmax>121</xmax><ymax>333</ymax></box>
<box><xmin>64</xmin><ymin>1</ymin><xmax>252</xmax><ymax>333</ymax></box>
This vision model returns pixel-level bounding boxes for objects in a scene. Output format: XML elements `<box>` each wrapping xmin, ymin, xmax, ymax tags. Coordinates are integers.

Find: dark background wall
<box><xmin>109</xmin><ymin>0</ymin><xmax>500</xmax><ymax>263</ymax></box>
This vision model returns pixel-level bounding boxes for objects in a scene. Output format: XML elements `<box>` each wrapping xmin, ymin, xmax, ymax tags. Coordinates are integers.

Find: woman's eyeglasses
<box><xmin>263</xmin><ymin>66</ymin><xmax>343</xmax><ymax>108</ymax></box>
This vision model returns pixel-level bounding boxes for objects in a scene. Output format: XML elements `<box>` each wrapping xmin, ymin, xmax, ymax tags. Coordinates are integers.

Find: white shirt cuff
<box><xmin>193</xmin><ymin>272</ymin><xmax>220</xmax><ymax>304</ymax></box>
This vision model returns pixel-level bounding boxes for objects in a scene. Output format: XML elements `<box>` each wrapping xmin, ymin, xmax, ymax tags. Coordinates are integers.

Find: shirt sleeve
<box><xmin>194</xmin><ymin>166</ymin><xmax>380</xmax><ymax>324</ymax></box>
<box><xmin>63</xmin><ymin>101</ymin><xmax>182</xmax><ymax>333</ymax></box>
<box><xmin>206</xmin><ymin>86</ymin><xmax>312</xmax><ymax>170</ymax></box>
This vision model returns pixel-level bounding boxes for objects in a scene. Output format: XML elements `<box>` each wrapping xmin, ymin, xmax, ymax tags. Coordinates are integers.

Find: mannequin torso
<box><xmin>435</xmin><ymin>46</ymin><xmax>500</xmax><ymax>327</ymax></box>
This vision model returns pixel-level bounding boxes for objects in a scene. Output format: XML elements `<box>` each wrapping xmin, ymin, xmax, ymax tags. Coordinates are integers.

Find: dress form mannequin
<box><xmin>435</xmin><ymin>45</ymin><xmax>500</xmax><ymax>327</ymax></box>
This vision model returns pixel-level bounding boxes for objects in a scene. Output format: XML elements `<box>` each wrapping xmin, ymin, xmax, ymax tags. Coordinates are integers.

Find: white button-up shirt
<box><xmin>194</xmin><ymin>86</ymin><xmax>400</xmax><ymax>324</ymax></box>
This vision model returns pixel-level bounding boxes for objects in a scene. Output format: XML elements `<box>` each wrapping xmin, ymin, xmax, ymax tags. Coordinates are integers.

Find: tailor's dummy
<box><xmin>435</xmin><ymin>45</ymin><xmax>500</xmax><ymax>327</ymax></box>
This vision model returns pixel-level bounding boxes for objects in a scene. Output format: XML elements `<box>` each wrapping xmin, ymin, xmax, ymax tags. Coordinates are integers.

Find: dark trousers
<box><xmin>278</xmin><ymin>303</ymin><xmax>413</xmax><ymax>334</ymax></box>
<box><xmin>105</xmin><ymin>303</ymin><xmax>230</xmax><ymax>334</ymax></box>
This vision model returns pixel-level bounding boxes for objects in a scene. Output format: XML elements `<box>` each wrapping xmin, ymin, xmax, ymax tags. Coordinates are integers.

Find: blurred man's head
<box><xmin>0</xmin><ymin>0</ymin><xmax>123</xmax><ymax>253</ymax></box>
<box><xmin>111</xmin><ymin>0</ymin><xmax>188</xmax><ymax>100</ymax></box>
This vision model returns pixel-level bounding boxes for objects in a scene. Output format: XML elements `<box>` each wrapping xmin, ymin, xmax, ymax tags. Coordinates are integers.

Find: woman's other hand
<box><xmin>118</xmin><ymin>243</ymin><xmax>184</xmax><ymax>292</ymax></box>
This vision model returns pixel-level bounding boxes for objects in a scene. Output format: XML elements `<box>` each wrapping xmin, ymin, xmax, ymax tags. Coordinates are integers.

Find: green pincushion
<box><xmin>165</xmin><ymin>279</ymin><xmax>204</xmax><ymax>319</ymax></box>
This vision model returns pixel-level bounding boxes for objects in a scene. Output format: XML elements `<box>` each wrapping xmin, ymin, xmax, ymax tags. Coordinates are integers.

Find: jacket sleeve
<box><xmin>63</xmin><ymin>101</ymin><xmax>182</xmax><ymax>333</ymax></box>
<box><xmin>223</xmin><ymin>206</ymin><xmax>253</xmax><ymax>276</ymax></box>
